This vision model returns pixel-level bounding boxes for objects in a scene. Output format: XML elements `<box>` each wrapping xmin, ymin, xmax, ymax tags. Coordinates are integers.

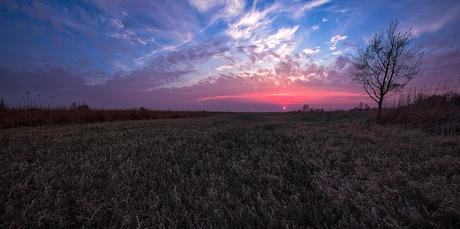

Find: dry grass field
<box><xmin>1</xmin><ymin>112</ymin><xmax>459</xmax><ymax>228</ymax></box>
<box><xmin>0</xmin><ymin>106</ymin><xmax>218</xmax><ymax>129</ymax></box>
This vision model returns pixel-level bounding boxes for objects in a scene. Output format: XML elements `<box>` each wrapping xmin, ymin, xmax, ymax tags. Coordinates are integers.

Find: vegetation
<box><xmin>0</xmin><ymin>96</ymin><xmax>218</xmax><ymax>129</ymax></box>
<box><xmin>351</xmin><ymin>19</ymin><xmax>424</xmax><ymax>121</ymax></box>
<box><xmin>381</xmin><ymin>78</ymin><xmax>460</xmax><ymax>136</ymax></box>
<box><xmin>1</xmin><ymin>112</ymin><xmax>459</xmax><ymax>228</ymax></box>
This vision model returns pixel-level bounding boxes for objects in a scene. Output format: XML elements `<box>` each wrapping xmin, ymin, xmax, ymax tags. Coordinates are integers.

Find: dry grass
<box><xmin>380</xmin><ymin>79</ymin><xmax>460</xmax><ymax>135</ymax></box>
<box><xmin>0</xmin><ymin>106</ymin><xmax>219</xmax><ymax>129</ymax></box>
<box><xmin>1</xmin><ymin>112</ymin><xmax>459</xmax><ymax>228</ymax></box>
<box><xmin>0</xmin><ymin>94</ymin><xmax>220</xmax><ymax>129</ymax></box>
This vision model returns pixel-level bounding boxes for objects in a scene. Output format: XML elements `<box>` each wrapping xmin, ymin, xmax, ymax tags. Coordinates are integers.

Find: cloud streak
<box><xmin>1</xmin><ymin>0</ymin><xmax>459</xmax><ymax>111</ymax></box>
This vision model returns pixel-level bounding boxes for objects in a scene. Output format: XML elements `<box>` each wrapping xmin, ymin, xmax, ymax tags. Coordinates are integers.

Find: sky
<box><xmin>1</xmin><ymin>0</ymin><xmax>459</xmax><ymax>112</ymax></box>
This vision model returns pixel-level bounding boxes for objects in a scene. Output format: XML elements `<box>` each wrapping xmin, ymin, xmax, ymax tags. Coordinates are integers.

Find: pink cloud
<box><xmin>217</xmin><ymin>64</ymin><xmax>236</xmax><ymax>71</ymax></box>
<box><xmin>0</xmin><ymin>51</ymin><xmax>373</xmax><ymax>111</ymax></box>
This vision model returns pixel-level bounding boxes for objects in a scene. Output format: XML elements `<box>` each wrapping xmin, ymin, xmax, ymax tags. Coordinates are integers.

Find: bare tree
<box><xmin>351</xmin><ymin>19</ymin><xmax>424</xmax><ymax>121</ymax></box>
<box><xmin>302</xmin><ymin>104</ymin><xmax>309</xmax><ymax>112</ymax></box>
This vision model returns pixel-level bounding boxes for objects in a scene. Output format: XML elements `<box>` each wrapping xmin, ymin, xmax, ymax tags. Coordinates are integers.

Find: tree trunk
<box><xmin>377</xmin><ymin>99</ymin><xmax>383</xmax><ymax>123</ymax></box>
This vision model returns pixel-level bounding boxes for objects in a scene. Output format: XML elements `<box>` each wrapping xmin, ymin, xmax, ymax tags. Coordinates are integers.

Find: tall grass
<box><xmin>0</xmin><ymin>96</ymin><xmax>218</xmax><ymax>129</ymax></box>
<box><xmin>380</xmin><ymin>78</ymin><xmax>460</xmax><ymax>135</ymax></box>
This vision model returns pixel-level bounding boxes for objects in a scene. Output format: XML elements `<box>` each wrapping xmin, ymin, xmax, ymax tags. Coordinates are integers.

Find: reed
<box><xmin>0</xmin><ymin>95</ymin><xmax>218</xmax><ymax>128</ymax></box>
<box><xmin>380</xmin><ymin>78</ymin><xmax>460</xmax><ymax>135</ymax></box>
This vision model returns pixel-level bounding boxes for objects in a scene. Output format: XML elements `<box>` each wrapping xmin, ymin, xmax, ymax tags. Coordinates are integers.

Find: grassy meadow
<box><xmin>1</xmin><ymin>112</ymin><xmax>459</xmax><ymax>228</ymax></box>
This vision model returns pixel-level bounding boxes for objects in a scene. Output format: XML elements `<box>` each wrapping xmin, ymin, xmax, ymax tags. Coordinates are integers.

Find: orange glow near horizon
<box><xmin>195</xmin><ymin>90</ymin><xmax>367</xmax><ymax>106</ymax></box>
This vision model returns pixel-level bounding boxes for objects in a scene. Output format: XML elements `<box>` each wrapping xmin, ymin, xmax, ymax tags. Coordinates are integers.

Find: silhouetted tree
<box><xmin>78</xmin><ymin>103</ymin><xmax>90</xmax><ymax>110</ymax></box>
<box><xmin>302</xmin><ymin>104</ymin><xmax>309</xmax><ymax>112</ymax></box>
<box><xmin>351</xmin><ymin>19</ymin><xmax>424</xmax><ymax>121</ymax></box>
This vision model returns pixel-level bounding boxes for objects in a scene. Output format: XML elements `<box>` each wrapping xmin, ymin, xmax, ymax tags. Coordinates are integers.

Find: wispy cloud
<box><xmin>50</xmin><ymin>19</ymin><xmax>76</xmax><ymax>38</ymax></box>
<box><xmin>0</xmin><ymin>0</ymin><xmax>19</xmax><ymax>12</ymax></box>
<box><xmin>196</xmin><ymin>0</ymin><xmax>245</xmax><ymax>32</ymax></box>
<box><xmin>253</xmin><ymin>25</ymin><xmax>300</xmax><ymax>56</ymax></box>
<box><xmin>226</xmin><ymin>3</ymin><xmax>279</xmax><ymax>40</ymax></box>
<box><xmin>110</xmin><ymin>18</ymin><xmax>123</xmax><ymax>29</ymax></box>
<box><xmin>329</xmin><ymin>34</ymin><xmax>347</xmax><ymax>50</ymax></box>
<box><xmin>1</xmin><ymin>0</ymin><xmax>459</xmax><ymax>111</ymax></box>
<box><xmin>303</xmin><ymin>47</ymin><xmax>320</xmax><ymax>54</ymax></box>
<box><xmin>20</xmin><ymin>0</ymin><xmax>53</xmax><ymax>21</ymax></box>
<box><xmin>216</xmin><ymin>63</ymin><xmax>236</xmax><ymax>71</ymax></box>
<box><xmin>331</xmin><ymin>35</ymin><xmax>347</xmax><ymax>45</ymax></box>
<box><xmin>332</xmin><ymin>50</ymin><xmax>342</xmax><ymax>55</ymax></box>
<box><xmin>294</xmin><ymin>0</ymin><xmax>330</xmax><ymax>17</ymax></box>
<box><xmin>408</xmin><ymin>3</ymin><xmax>460</xmax><ymax>36</ymax></box>
<box><xmin>188</xmin><ymin>0</ymin><xmax>225</xmax><ymax>13</ymax></box>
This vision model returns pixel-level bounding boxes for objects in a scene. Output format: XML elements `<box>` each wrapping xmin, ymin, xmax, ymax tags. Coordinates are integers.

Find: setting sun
<box><xmin>0</xmin><ymin>0</ymin><xmax>457</xmax><ymax>112</ymax></box>
<box><xmin>0</xmin><ymin>0</ymin><xmax>458</xmax><ymax>227</ymax></box>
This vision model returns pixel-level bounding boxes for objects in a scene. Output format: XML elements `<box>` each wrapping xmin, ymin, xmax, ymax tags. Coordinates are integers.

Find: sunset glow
<box><xmin>1</xmin><ymin>0</ymin><xmax>459</xmax><ymax>111</ymax></box>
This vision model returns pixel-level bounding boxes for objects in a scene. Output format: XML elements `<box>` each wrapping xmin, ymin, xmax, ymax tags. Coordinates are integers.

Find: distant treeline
<box><xmin>289</xmin><ymin>103</ymin><xmax>377</xmax><ymax>113</ymax></box>
<box><xmin>0</xmin><ymin>97</ymin><xmax>219</xmax><ymax>128</ymax></box>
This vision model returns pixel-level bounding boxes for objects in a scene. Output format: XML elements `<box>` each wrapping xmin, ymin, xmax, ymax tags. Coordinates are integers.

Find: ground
<box><xmin>1</xmin><ymin>112</ymin><xmax>459</xmax><ymax>228</ymax></box>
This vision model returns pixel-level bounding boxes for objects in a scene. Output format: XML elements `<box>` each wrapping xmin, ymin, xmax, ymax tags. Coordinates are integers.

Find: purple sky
<box><xmin>1</xmin><ymin>0</ymin><xmax>459</xmax><ymax>111</ymax></box>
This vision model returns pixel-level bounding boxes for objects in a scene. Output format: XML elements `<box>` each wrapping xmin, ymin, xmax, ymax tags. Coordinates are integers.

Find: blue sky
<box><xmin>1</xmin><ymin>0</ymin><xmax>459</xmax><ymax>111</ymax></box>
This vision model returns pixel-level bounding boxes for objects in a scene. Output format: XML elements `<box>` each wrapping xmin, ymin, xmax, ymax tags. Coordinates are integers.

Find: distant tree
<box><xmin>302</xmin><ymin>104</ymin><xmax>309</xmax><ymax>112</ymax></box>
<box><xmin>364</xmin><ymin>103</ymin><xmax>370</xmax><ymax>110</ymax></box>
<box><xmin>350</xmin><ymin>19</ymin><xmax>424</xmax><ymax>121</ymax></box>
<box><xmin>78</xmin><ymin>102</ymin><xmax>90</xmax><ymax>110</ymax></box>
<box><xmin>358</xmin><ymin>102</ymin><xmax>364</xmax><ymax>110</ymax></box>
